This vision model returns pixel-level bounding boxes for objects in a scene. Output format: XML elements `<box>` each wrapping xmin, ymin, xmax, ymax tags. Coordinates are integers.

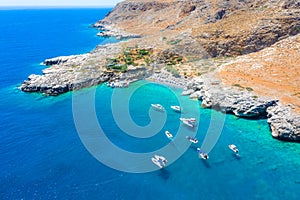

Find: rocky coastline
<box><xmin>19</xmin><ymin>0</ymin><xmax>300</xmax><ymax>143</ymax></box>
<box><xmin>19</xmin><ymin>46</ymin><xmax>300</xmax><ymax>142</ymax></box>
<box><xmin>181</xmin><ymin>77</ymin><xmax>300</xmax><ymax>142</ymax></box>
<box><xmin>93</xmin><ymin>21</ymin><xmax>141</xmax><ymax>40</ymax></box>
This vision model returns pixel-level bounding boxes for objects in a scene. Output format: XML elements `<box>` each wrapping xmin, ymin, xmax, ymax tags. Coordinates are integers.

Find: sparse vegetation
<box><xmin>246</xmin><ymin>87</ymin><xmax>254</xmax><ymax>92</ymax></box>
<box><xmin>166</xmin><ymin>65</ymin><xmax>180</xmax><ymax>78</ymax></box>
<box><xmin>105</xmin><ymin>47</ymin><xmax>153</xmax><ymax>72</ymax></box>
<box><xmin>233</xmin><ymin>83</ymin><xmax>243</xmax><ymax>88</ymax></box>
<box><xmin>167</xmin><ymin>39</ymin><xmax>181</xmax><ymax>45</ymax></box>
<box><xmin>112</xmin><ymin>64</ymin><xmax>128</xmax><ymax>73</ymax></box>
<box><xmin>237</xmin><ymin>49</ymin><xmax>243</xmax><ymax>55</ymax></box>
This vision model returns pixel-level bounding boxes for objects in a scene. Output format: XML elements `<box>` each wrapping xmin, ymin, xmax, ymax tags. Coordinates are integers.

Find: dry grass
<box><xmin>219</xmin><ymin>34</ymin><xmax>300</xmax><ymax>113</ymax></box>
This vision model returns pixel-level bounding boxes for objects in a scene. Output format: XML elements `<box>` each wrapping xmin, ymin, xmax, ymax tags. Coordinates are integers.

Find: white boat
<box><xmin>199</xmin><ymin>153</ymin><xmax>209</xmax><ymax>160</ymax></box>
<box><xmin>228</xmin><ymin>144</ymin><xmax>239</xmax><ymax>153</ymax></box>
<box><xmin>165</xmin><ymin>131</ymin><xmax>173</xmax><ymax>139</ymax></box>
<box><xmin>151</xmin><ymin>155</ymin><xmax>167</xmax><ymax>168</ymax></box>
<box><xmin>151</xmin><ymin>104</ymin><xmax>164</xmax><ymax>112</ymax></box>
<box><xmin>197</xmin><ymin>148</ymin><xmax>209</xmax><ymax>160</ymax></box>
<box><xmin>170</xmin><ymin>105</ymin><xmax>181</xmax><ymax>112</ymax></box>
<box><xmin>180</xmin><ymin>118</ymin><xmax>196</xmax><ymax>128</ymax></box>
<box><xmin>186</xmin><ymin>136</ymin><xmax>198</xmax><ymax>144</ymax></box>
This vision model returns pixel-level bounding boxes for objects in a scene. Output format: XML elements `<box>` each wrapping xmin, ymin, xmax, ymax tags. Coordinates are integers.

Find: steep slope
<box><xmin>96</xmin><ymin>0</ymin><xmax>300</xmax><ymax>57</ymax></box>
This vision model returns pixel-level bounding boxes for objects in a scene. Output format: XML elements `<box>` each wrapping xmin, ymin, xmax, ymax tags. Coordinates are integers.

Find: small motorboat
<box><xmin>197</xmin><ymin>148</ymin><xmax>209</xmax><ymax>160</ymax></box>
<box><xmin>228</xmin><ymin>144</ymin><xmax>239</xmax><ymax>153</ymax></box>
<box><xmin>165</xmin><ymin>131</ymin><xmax>173</xmax><ymax>139</ymax></box>
<box><xmin>170</xmin><ymin>105</ymin><xmax>182</xmax><ymax>113</ymax></box>
<box><xmin>186</xmin><ymin>136</ymin><xmax>198</xmax><ymax>144</ymax></box>
<box><xmin>180</xmin><ymin>118</ymin><xmax>197</xmax><ymax>128</ymax></box>
<box><xmin>151</xmin><ymin>104</ymin><xmax>164</xmax><ymax>112</ymax></box>
<box><xmin>151</xmin><ymin>155</ymin><xmax>167</xmax><ymax>168</ymax></box>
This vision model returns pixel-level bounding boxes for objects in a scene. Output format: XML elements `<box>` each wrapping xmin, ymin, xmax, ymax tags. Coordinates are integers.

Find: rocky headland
<box><xmin>20</xmin><ymin>0</ymin><xmax>300</xmax><ymax>142</ymax></box>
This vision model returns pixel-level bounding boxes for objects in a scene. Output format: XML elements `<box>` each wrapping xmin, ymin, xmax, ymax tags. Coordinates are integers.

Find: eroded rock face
<box><xmin>267</xmin><ymin>105</ymin><xmax>300</xmax><ymax>141</ymax></box>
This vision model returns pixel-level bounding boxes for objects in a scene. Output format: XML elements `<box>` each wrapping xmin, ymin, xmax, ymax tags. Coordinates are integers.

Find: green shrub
<box><xmin>145</xmin><ymin>58</ymin><xmax>151</xmax><ymax>65</ymax></box>
<box><xmin>126</xmin><ymin>61</ymin><xmax>134</xmax><ymax>65</ymax></box>
<box><xmin>233</xmin><ymin>83</ymin><xmax>243</xmax><ymax>88</ymax></box>
<box><xmin>112</xmin><ymin>64</ymin><xmax>127</xmax><ymax>71</ymax></box>
<box><xmin>176</xmin><ymin>57</ymin><xmax>183</xmax><ymax>62</ymax></box>
<box><xmin>167</xmin><ymin>39</ymin><xmax>181</xmax><ymax>45</ymax></box>
<box><xmin>246</xmin><ymin>87</ymin><xmax>253</xmax><ymax>92</ymax></box>
<box><xmin>121</xmin><ymin>65</ymin><xmax>128</xmax><ymax>73</ymax></box>
<box><xmin>139</xmin><ymin>49</ymin><xmax>149</xmax><ymax>56</ymax></box>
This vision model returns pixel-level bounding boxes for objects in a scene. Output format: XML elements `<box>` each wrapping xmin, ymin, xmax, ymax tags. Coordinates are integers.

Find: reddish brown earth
<box><xmin>218</xmin><ymin>35</ymin><xmax>300</xmax><ymax>114</ymax></box>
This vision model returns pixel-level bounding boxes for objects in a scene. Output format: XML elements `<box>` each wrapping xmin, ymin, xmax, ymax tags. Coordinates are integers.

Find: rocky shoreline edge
<box><xmin>19</xmin><ymin>20</ymin><xmax>300</xmax><ymax>142</ymax></box>
<box><xmin>19</xmin><ymin>48</ymin><xmax>300</xmax><ymax>142</ymax></box>
<box><xmin>93</xmin><ymin>21</ymin><xmax>141</xmax><ymax>40</ymax></box>
<box><xmin>181</xmin><ymin>77</ymin><xmax>300</xmax><ymax>142</ymax></box>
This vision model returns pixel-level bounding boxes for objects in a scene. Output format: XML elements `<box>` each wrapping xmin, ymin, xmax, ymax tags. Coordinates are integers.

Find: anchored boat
<box><xmin>197</xmin><ymin>148</ymin><xmax>209</xmax><ymax>160</ymax></box>
<box><xmin>180</xmin><ymin>118</ymin><xmax>197</xmax><ymax>128</ymax></box>
<box><xmin>228</xmin><ymin>144</ymin><xmax>239</xmax><ymax>153</ymax></box>
<box><xmin>170</xmin><ymin>105</ymin><xmax>181</xmax><ymax>113</ymax></box>
<box><xmin>165</xmin><ymin>131</ymin><xmax>173</xmax><ymax>139</ymax></box>
<box><xmin>151</xmin><ymin>104</ymin><xmax>164</xmax><ymax>112</ymax></box>
<box><xmin>186</xmin><ymin>136</ymin><xmax>198</xmax><ymax>144</ymax></box>
<box><xmin>151</xmin><ymin>155</ymin><xmax>167</xmax><ymax>168</ymax></box>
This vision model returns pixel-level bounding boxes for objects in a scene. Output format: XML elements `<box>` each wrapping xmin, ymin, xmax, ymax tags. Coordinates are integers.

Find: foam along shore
<box><xmin>182</xmin><ymin>76</ymin><xmax>300</xmax><ymax>142</ymax></box>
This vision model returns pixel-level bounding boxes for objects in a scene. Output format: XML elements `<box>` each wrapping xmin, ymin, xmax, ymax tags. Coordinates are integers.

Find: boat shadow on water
<box><xmin>232</xmin><ymin>153</ymin><xmax>241</xmax><ymax>160</ymax></box>
<box><xmin>157</xmin><ymin>168</ymin><xmax>171</xmax><ymax>180</ymax></box>
<box><xmin>201</xmin><ymin>159</ymin><xmax>211</xmax><ymax>168</ymax></box>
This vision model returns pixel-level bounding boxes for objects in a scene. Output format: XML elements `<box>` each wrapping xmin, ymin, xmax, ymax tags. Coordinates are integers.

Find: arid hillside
<box><xmin>96</xmin><ymin>0</ymin><xmax>300</xmax><ymax>114</ymax></box>
<box><xmin>219</xmin><ymin>34</ymin><xmax>300</xmax><ymax>113</ymax></box>
<box><xmin>98</xmin><ymin>0</ymin><xmax>300</xmax><ymax>57</ymax></box>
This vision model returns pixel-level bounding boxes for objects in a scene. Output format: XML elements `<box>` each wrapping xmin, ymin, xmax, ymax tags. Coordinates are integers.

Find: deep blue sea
<box><xmin>0</xmin><ymin>8</ymin><xmax>300</xmax><ymax>200</ymax></box>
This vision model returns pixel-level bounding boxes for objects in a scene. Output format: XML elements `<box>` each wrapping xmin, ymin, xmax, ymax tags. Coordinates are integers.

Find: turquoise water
<box><xmin>0</xmin><ymin>8</ymin><xmax>300</xmax><ymax>200</ymax></box>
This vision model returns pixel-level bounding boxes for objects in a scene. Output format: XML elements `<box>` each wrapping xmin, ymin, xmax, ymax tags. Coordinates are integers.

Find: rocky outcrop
<box><xmin>183</xmin><ymin>77</ymin><xmax>300</xmax><ymax>142</ymax></box>
<box><xmin>20</xmin><ymin>72</ymin><xmax>113</xmax><ymax>96</ymax></box>
<box><xmin>43</xmin><ymin>55</ymin><xmax>78</xmax><ymax>66</ymax></box>
<box><xmin>93</xmin><ymin>22</ymin><xmax>141</xmax><ymax>40</ymax></box>
<box><xmin>184</xmin><ymin>77</ymin><xmax>277</xmax><ymax>118</ymax></box>
<box><xmin>20</xmin><ymin>43</ymin><xmax>124</xmax><ymax>96</ymax></box>
<box><xmin>19</xmin><ymin>43</ymin><xmax>158</xmax><ymax>96</ymax></box>
<box><xmin>267</xmin><ymin>105</ymin><xmax>300</xmax><ymax>141</ymax></box>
